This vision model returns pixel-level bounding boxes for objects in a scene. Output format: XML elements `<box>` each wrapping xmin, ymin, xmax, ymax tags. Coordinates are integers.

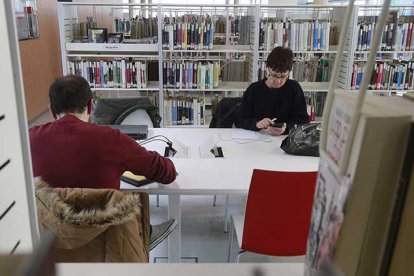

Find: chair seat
<box><xmin>231</xmin><ymin>214</ymin><xmax>306</xmax><ymax>263</ymax></box>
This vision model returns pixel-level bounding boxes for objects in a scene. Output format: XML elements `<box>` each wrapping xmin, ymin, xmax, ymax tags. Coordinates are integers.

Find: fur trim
<box><xmin>35</xmin><ymin>178</ymin><xmax>142</xmax><ymax>227</ymax></box>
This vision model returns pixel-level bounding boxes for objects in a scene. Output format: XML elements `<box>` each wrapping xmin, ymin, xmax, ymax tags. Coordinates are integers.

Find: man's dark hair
<box><xmin>266</xmin><ymin>46</ymin><xmax>294</xmax><ymax>72</ymax></box>
<box><xmin>49</xmin><ymin>75</ymin><xmax>92</xmax><ymax>115</ymax></box>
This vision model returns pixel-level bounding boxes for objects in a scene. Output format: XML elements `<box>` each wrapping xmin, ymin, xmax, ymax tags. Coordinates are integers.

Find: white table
<box><xmin>121</xmin><ymin>128</ymin><xmax>319</xmax><ymax>262</ymax></box>
<box><xmin>57</xmin><ymin>262</ymin><xmax>305</xmax><ymax>276</ymax></box>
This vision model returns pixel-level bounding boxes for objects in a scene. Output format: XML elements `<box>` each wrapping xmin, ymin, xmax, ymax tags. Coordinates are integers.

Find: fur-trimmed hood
<box><xmin>35</xmin><ymin>178</ymin><xmax>142</xmax><ymax>249</ymax></box>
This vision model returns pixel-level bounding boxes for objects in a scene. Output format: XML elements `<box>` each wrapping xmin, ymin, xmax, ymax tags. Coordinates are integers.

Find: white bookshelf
<box><xmin>57</xmin><ymin>2</ymin><xmax>160</xmax><ymax>105</ymax></box>
<box><xmin>60</xmin><ymin>3</ymin><xmax>406</xmax><ymax>126</ymax></box>
<box><xmin>163</xmin><ymin>81</ymin><xmax>249</xmax><ymax>92</ymax></box>
<box><xmin>162</xmin><ymin>45</ymin><xmax>253</xmax><ymax>53</ymax></box>
<box><xmin>350</xmin><ymin>5</ymin><xmax>414</xmax><ymax>94</ymax></box>
<box><xmin>66</xmin><ymin>43</ymin><xmax>158</xmax><ymax>52</ymax></box>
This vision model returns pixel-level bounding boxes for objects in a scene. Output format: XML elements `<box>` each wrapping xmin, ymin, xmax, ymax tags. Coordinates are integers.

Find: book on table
<box><xmin>121</xmin><ymin>171</ymin><xmax>153</xmax><ymax>187</ymax></box>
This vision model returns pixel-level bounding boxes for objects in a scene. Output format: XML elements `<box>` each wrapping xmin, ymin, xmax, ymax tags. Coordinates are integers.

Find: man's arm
<box><xmin>113</xmin><ymin>132</ymin><xmax>177</xmax><ymax>184</ymax></box>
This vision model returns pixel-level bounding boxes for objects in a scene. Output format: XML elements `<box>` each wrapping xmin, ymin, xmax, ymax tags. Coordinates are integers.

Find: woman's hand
<box><xmin>256</xmin><ymin>118</ymin><xmax>286</xmax><ymax>136</ymax></box>
<box><xmin>256</xmin><ymin>118</ymin><xmax>274</xmax><ymax>129</ymax></box>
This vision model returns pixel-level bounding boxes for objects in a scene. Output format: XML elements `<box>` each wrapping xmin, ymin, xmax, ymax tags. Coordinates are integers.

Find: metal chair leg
<box><xmin>227</xmin><ymin>217</ymin><xmax>235</xmax><ymax>262</ymax></box>
<box><xmin>213</xmin><ymin>195</ymin><xmax>217</xmax><ymax>206</ymax></box>
<box><xmin>236</xmin><ymin>250</ymin><xmax>247</xmax><ymax>263</ymax></box>
<box><xmin>156</xmin><ymin>195</ymin><xmax>160</xmax><ymax>207</ymax></box>
<box><xmin>224</xmin><ymin>195</ymin><xmax>229</xmax><ymax>232</ymax></box>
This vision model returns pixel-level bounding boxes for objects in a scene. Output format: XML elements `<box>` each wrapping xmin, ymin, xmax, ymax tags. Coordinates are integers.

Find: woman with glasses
<box><xmin>235</xmin><ymin>46</ymin><xmax>309</xmax><ymax>136</ymax></box>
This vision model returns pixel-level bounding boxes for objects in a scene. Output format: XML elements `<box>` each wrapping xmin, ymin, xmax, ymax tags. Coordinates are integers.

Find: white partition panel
<box><xmin>0</xmin><ymin>0</ymin><xmax>39</xmax><ymax>254</ymax></box>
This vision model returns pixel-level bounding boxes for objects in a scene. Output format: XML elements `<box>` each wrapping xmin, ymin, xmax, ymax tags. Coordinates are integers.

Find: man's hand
<box><xmin>265</xmin><ymin>123</ymin><xmax>286</xmax><ymax>136</ymax></box>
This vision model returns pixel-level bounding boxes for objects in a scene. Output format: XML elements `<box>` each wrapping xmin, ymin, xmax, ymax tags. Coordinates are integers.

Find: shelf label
<box><xmin>103</xmin><ymin>45</ymin><xmax>120</xmax><ymax>51</ymax></box>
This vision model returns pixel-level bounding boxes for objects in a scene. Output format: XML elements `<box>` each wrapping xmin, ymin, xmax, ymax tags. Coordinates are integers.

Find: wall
<box><xmin>19</xmin><ymin>0</ymin><xmax>62</xmax><ymax>121</ymax></box>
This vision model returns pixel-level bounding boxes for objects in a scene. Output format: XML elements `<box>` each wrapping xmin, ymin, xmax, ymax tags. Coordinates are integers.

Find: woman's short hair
<box><xmin>49</xmin><ymin>75</ymin><xmax>92</xmax><ymax>115</ymax></box>
<box><xmin>266</xmin><ymin>46</ymin><xmax>294</xmax><ymax>72</ymax></box>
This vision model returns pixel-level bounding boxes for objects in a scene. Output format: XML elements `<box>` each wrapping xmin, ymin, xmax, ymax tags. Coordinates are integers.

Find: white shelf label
<box><xmin>103</xmin><ymin>45</ymin><xmax>120</xmax><ymax>51</ymax></box>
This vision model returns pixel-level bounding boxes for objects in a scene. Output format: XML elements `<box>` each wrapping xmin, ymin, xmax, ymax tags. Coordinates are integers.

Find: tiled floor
<box><xmin>149</xmin><ymin>194</ymin><xmax>247</xmax><ymax>263</ymax></box>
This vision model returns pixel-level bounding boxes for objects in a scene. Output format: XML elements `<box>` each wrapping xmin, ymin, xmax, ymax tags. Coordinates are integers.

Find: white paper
<box><xmin>231</xmin><ymin>129</ymin><xmax>259</xmax><ymax>140</ymax></box>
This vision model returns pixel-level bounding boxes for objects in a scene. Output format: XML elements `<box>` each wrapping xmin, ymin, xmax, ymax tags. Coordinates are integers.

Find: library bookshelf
<box><xmin>57</xmin><ymin>2</ymin><xmax>413</xmax><ymax>127</ymax></box>
<box><xmin>350</xmin><ymin>5</ymin><xmax>414</xmax><ymax>96</ymax></box>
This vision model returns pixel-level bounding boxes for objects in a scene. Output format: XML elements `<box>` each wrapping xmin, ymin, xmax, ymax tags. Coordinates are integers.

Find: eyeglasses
<box><xmin>267</xmin><ymin>70</ymin><xmax>289</xmax><ymax>80</ymax></box>
<box><xmin>268</xmin><ymin>73</ymin><xmax>289</xmax><ymax>80</ymax></box>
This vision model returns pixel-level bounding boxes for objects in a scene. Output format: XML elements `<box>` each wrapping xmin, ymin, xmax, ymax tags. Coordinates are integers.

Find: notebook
<box><xmin>121</xmin><ymin>171</ymin><xmax>153</xmax><ymax>187</ymax></box>
<box><xmin>108</xmin><ymin>125</ymin><xmax>148</xmax><ymax>140</ymax></box>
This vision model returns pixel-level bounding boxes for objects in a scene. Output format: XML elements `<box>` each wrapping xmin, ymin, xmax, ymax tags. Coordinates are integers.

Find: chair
<box><xmin>228</xmin><ymin>169</ymin><xmax>317</xmax><ymax>262</ymax></box>
<box><xmin>209</xmin><ymin>97</ymin><xmax>242</xmax><ymax>128</ymax></box>
<box><xmin>34</xmin><ymin>178</ymin><xmax>150</xmax><ymax>263</ymax></box>
<box><xmin>92</xmin><ymin>97</ymin><xmax>162</xmax><ymax>207</ymax></box>
<box><xmin>209</xmin><ymin>97</ymin><xmax>242</xmax><ymax>232</ymax></box>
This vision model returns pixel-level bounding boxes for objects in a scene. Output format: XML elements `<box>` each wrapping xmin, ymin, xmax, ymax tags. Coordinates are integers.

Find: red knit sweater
<box><xmin>29</xmin><ymin>115</ymin><xmax>176</xmax><ymax>189</ymax></box>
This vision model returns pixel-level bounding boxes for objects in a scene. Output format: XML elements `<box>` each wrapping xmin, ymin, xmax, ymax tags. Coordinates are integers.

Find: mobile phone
<box><xmin>272</xmin><ymin>122</ymin><xmax>285</xmax><ymax>128</ymax></box>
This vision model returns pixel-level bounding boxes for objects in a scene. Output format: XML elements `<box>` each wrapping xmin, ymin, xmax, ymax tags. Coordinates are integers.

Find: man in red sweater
<box><xmin>30</xmin><ymin>74</ymin><xmax>177</xmax><ymax>250</ymax></box>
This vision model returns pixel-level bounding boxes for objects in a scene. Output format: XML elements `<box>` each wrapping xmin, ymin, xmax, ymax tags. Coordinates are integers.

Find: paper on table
<box><xmin>231</xmin><ymin>129</ymin><xmax>259</xmax><ymax>140</ymax></box>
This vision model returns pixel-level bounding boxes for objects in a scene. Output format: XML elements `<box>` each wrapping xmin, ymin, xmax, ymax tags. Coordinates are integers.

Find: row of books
<box><xmin>350</xmin><ymin>60</ymin><xmax>414</xmax><ymax>90</ymax></box>
<box><xmin>356</xmin><ymin>21</ymin><xmax>414</xmax><ymax>52</ymax></box>
<box><xmin>73</xmin><ymin>17</ymin><xmax>97</xmax><ymax>38</ymax></box>
<box><xmin>238</xmin><ymin>16</ymin><xmax>253</xmax><ymax>45</ymax></box>
<box><xmin>129</xmin><ymin>17</ymin><xmax>158</xmax><ymax>40</ymax></box>
<box><xmin>214</xmin><ymin>16</ymin><xmax>240</xmax><ymax>35</ymax></box>
<box><xmin>67</xmin><ymin>60</ymin><xmax>148</xmax><ymax>89</ymax></box>
<box><xmin>356</xmin><ymin>12</ymin><xmax>414</xmax><ymax>51</ymax></box>
<box><xmin>258</xmin><ymin>56</ymin><xmax>333</xmax><ymax>82</ymax></box>
<box><xmin>259</xmin><ymin>20</ymin><xmax>331</xmax><ymax>51</ymax></box>
<box><xmin>163</xmin><ymin>61</ymin><xmax>220</xmax><ymax>89</ymax></box>
<box><xmin>304</xmin><ymin>91</ymin><xmax>327</xmax><ymax>118</ymax></box>
<box><xmin>161</xmin><ymin>22</ymin><xmax>215</xmax><ymax>50</ymax></box>
<box><xmin>114</xmin><ymin>18</ymin><xmax>132</xmax><ymax>33</ymax></box>
<box><xmin>163</xmin><ymin>96</ymin><xmax>206</xmax><ymax>126</ymax></box>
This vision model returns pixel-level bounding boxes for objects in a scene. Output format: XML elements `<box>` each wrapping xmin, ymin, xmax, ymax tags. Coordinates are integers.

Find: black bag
<box><xmin>92</xmin><ymin>98</ymin><xmax>161</xmax><ymax>127</ymax></box>
<box><xmin>280</xmin><ymin>122</ymin><xmax>321</xmax><ymax>157</ymax></box>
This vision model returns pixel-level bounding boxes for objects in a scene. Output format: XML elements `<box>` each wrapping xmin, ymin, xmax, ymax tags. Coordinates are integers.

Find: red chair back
<box><xmin>241</xmin><ymin>169</ymin><xmax>317</xmax><ymax>256</ymax></box>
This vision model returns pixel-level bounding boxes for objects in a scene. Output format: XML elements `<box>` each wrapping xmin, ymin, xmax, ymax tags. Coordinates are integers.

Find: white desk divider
<box><xmin>0</xmin><ymin>1</ymin><xmax>39</xmax><ymax>254</ymax></box>
<box><xmin>199</xmin><ymin>136</ymin><xmax>216</xmax><ymax>159</ymax></box>
<box><xmin>172</xmin><ymin>139</ymin><xmax>190</xmax><ymax>158</ymax></box>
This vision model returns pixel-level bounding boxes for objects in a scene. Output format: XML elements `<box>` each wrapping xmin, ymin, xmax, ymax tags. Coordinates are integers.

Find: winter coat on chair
<box><xmin>34</xmin><ymin>178</ymin><xmax>150</xmax><ymax>263</ymax></box>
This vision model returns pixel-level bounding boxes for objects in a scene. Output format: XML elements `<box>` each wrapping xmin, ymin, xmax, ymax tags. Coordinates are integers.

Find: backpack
<box><xmin>209</xmin><ymin>97</ymin><xmax>242</xmax><ymax>128</ymax></box>
<box><xmin>92</xmin><ymin>98</ymin><xmax>161</xmax><ymax>127</ymax></box>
